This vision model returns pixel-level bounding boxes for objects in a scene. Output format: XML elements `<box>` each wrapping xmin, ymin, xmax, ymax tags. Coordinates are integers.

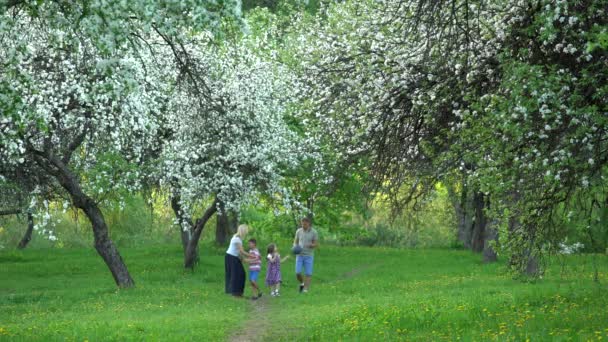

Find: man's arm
<box><xmin>293</xmin><ymin>229</ymin><xmax>299</xmax><ymax>246</ymax></box>
<box><xmin>308</xmin><ymin>231</ymin><xmax>319</xmax><ymax>249</ymax></box>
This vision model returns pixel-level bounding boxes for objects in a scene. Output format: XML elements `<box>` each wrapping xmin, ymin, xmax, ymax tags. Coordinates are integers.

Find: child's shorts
<box><xmin>249</xmin><ymin>270</ymin><xmax>260</xmax><ymax>282</ymax></box>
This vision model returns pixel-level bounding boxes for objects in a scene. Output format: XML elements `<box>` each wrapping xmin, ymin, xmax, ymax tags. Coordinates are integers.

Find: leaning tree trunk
<box><xmin>0</xmin><ymin>209</ymin><xmax>34</xmax><ymax>249</ymax></box>
<box><xmin>17</xmin><ymin>211</ymin><xmax>34</xmax><ymax>249</ymax></box>
<box><xmin>470</xmin><ymin>191</ymin><xmax>487</xmax><ymax>253</ymax></box>
<box><xmin>215</xmin><ymin>201</ymin><xmax>237</xmax><ymax>245</ymax></box>
<box><xmin>83</xmin><ymin>201</ymin><xmax>135</xmax><ymax>287</ymax></box>
<box><xmin>37</xmin><ymin>153</ymin><xmax>134</xmax><ymax>288</ymax></box>
<box><xmin>184</xmin><ymin>200</ymin><xmax>218</xmax><ymax>269</ymax></box>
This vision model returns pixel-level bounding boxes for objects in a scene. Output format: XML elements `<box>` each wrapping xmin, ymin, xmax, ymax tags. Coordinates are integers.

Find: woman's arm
<box><xmin>238</xmin><ymin>244</ymin><xmax>251</xmax><ymax>258</ymax></box>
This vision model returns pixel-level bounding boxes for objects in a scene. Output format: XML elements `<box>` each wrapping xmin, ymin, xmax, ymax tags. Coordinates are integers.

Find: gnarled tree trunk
<box><xmin>184</xmin><ymin>200</ymin><xmax>218</xmax><ymax>269</ymax></box>
<box><xmin>35</xmin><ymin>153</ymin><xmax>134</xmax><ymax>288</ymax></box>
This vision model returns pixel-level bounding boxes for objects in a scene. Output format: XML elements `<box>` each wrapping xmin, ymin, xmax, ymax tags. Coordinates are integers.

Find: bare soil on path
<box><xmin>229</xmin><ymin>262</ymin><xmax>382</xmax><ymax>341</ymax></box>
<box><xmin>229</xmin><ymin>295</ymin><xmax>271</xmax><ymax>342</ymax></box>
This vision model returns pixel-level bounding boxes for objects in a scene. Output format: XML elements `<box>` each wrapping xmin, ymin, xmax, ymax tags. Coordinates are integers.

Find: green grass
<box><xmin>0</xmin><ymin>244</ymin><xmax>246</xmax><ymax>341</ymax></box>
<box><xmin>1</xmin><ymin>243</ymin><xmax>607</xmax><ymax>341</ymax></box>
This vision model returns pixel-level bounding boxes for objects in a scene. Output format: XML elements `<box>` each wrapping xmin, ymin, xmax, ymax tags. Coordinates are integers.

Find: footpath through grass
<box><xmin>1</xmin><ymin>243</ymin><xmax>607</xmax><ymax>341</ymax></box>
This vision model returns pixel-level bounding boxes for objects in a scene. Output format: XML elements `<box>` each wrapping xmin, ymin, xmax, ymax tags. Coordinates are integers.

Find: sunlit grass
<box><xmin>262</xmin><ymin>247</ymin><xmax>608</xmax><ymax>341</ymax></box>
<box><xmin>1</xmin><ymin>243</ymin><xmax>606</xmax><ymax>341</ymax></box>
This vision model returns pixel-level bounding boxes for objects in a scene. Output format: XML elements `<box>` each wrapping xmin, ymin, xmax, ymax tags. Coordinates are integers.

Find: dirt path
<box><xmin>229</xmin><ymin>263</ymin><xmax>382</xmax><ymax>341</ymax></box>
<box><xmin>229</xmin><ymin>296</ymin><xmax>271</xmax><ymax>342</ymax></box>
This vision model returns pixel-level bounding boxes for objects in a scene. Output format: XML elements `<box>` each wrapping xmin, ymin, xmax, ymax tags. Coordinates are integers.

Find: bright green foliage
<box><xmin>455</xmin><ymin>0</ymin><xmax>608</xmax><ymax>266</ymax></box>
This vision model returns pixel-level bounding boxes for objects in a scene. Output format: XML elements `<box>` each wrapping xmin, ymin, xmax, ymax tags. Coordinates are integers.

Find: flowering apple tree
<box><xmin>290</xmin><ymin>0</ymin><xmax>607</xmax><ymax>275</ymax></box>
<box><xmin>160</xmin><ymin>27</ymin><xmax>305</xmax><ymax>268</ymax></box>
<box><xmin>0</xmin><ymin>0</ymin><xmax>239</xmax><ymax>287</ymax></box>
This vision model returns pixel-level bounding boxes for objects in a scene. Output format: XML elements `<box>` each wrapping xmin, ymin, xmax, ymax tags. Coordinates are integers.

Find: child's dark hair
<box><xmin>248</xmin><ymin>238</ymin><xmax>257</xmax><ymax>245</ymax></box>
<box><xmin>267</xmin><ymin>243</ymin><xmax>276</xmax><ymax>255</ymax></box>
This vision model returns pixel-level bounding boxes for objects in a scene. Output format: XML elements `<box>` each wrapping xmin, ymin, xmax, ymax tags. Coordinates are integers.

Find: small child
<box><xmin>265</xmin><ymin>243</ymin><xmax>290</xmax><ymax>297</ymax></box>
<box><xmin>245</xmin><ymin>238</ymin><xmax>262</xmax><ymax>300</ymax></box>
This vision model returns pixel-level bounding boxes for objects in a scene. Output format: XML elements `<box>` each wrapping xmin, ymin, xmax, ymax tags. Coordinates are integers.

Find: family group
<box><xmin>224</xmin><ymin>218</ymin><xmax>319</xmax><ymax>299</ymax></box>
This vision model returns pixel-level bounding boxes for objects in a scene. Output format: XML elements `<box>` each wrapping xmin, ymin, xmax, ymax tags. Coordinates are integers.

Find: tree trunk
<box><xmin>470</xmin><ymin>191</ymin><xmax>487</xmax><ymax>253</ymax></box>
<box><xmin>39</xmin><ymin>154</ymin><xmax>134</xmax><ymax>288</ymax></box>
<box><xmin>184</xmin><ymin>200</ymin><xmax>218</xmax><ymax>269</ymax></box>
<box><xmin>482</xmin><ymin>219</ymin><xmax>498</xmax><ymax>263</ymax></box>
<box><xmin>525</xmin><ymin>250</ymin><xmax>540</xmax><ymax>277</ymax></box>
<box><xmin>215</xmin><ymin>201</ymin><xmax>237</xmax><ymax>246</ymax></box>
<box><xmin>506</xmin><ymin>192</ymin><xmax>540</xmax><ymax>277</ymax></box>
<box><xmin>17</xmin><ymin>212</ymin><xmax>34</xmax><ymax>249</ymax></box>
<box><xmin>78</xmin><ymin>192</ymin><xmax>134</xmax><ymax>287</ymax></box>
<box><xmin>170</xmin><ymin>192</ymin><xmax>193</xmax><ymax>256</ymax></box>
<box><xmin>447</xmin><ymin>184</ymin><xmax>474</xmax><ymax>249</ymax></box>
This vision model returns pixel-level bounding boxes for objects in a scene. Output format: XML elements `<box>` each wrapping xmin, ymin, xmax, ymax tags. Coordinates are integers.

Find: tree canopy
<box><xmin>1</xmin><ymin>0</ymin><xmax>606</xmax><ymax>284</ymax></box>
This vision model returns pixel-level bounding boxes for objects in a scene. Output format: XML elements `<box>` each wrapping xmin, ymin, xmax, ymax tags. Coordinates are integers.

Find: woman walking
<box><xmin>225</xmin><ymin>224</ymin><xmax>251</xmax><ymax>297</ymax></box>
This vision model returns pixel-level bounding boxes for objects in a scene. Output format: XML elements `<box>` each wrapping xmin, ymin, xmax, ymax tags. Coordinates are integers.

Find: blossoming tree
<box><xmin>0</xmin><ymin>0</ymin><xmax>240</xmax><ymax>287</ymax></box>
<box><xmin>160</xmin><ymin>27</ymin><xmax>304</xmax><ymax>268</ymax></box>
<box><xmin>292</xmin><ymin>0</ymin><xmax>607</xmax><ymax>275</ymax></box>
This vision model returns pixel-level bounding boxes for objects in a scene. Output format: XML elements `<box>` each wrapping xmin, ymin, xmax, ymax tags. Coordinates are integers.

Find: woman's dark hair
<box><xmin>267</xmin><ymin>243</ymin><xmax>276</xmax><ymax>255</ymax></box>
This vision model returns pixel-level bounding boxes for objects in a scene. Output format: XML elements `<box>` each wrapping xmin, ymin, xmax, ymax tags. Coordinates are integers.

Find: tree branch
<box><xmin>62</xmin><ymin>121</ymin><xmax>90</xmax><ymax>164</ymax></box>
<box><xmin>0</xmin><ymin>208</ymin><xmax>22</xmax><ymax>216</ymax></box>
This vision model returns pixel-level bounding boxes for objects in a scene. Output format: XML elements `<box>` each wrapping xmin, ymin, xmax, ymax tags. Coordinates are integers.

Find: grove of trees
<box><xmin>1</xmin><ymin>0</ymin><xmax>606</xmax><ymax>287</ymax></box>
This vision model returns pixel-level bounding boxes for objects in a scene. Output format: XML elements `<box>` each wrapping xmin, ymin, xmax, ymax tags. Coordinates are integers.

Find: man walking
<box><xmin>293</xmin><ymin>217</ymin><xmax>318</xmax><ymax>293</ymax></box>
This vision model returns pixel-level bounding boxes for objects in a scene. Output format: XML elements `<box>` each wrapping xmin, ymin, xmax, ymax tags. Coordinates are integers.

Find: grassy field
<box><xmin>1</xmin><ymin>242</ymin><xmax>607</xmax><ymax>341</ymax></box>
